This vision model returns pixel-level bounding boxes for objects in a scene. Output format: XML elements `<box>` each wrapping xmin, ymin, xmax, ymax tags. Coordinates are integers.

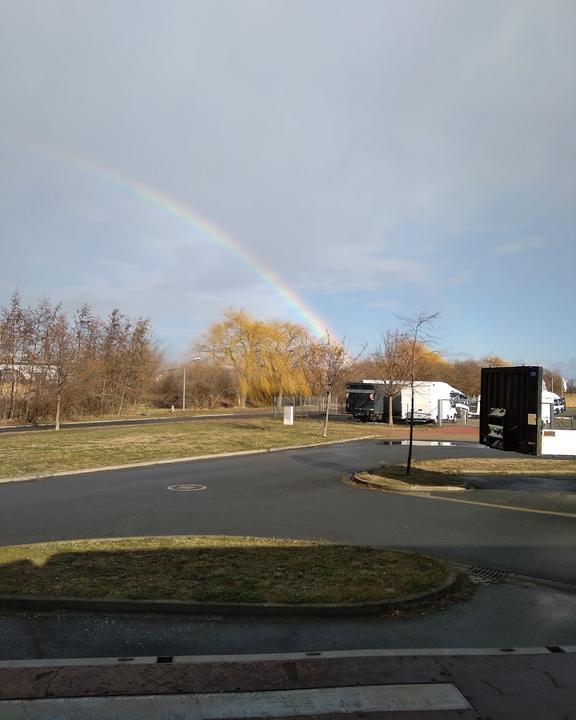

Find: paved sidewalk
<box><xmin>1</xmin><ymin>648</ymin><xmax>575</xmax><ymax>718</ymax></box>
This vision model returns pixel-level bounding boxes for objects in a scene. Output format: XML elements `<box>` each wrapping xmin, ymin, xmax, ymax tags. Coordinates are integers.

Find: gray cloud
<box><xmin>0</xmin><ymin>0</ymin><xmax>575</xmax><ymax>370</ymax></box>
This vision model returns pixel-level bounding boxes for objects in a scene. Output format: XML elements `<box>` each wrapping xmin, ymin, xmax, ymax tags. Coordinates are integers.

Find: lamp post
<box><xmin>182</xmin><ymin>357</ymin><xmax>201</xmax><ymax>411</ymax></box>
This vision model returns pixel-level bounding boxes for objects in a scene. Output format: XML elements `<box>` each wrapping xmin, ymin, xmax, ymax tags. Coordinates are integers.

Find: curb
<box><xmin>1</xmin><ymin>646</ymin><xmax>574</xmax><ymax>703</ymax></box>
<box><xmin>350</xmin><ymin>473</ymin><xmax>468</xmax><ymax>494</ymax></box>
<box><xmin>1</xmin><ymin>646</ymin><xmax>574</xmax><ymax>670</ymax></box>
<box><xmin>0</xmin><ymin>436</ymin><xmax>380</xmax><ymax>485</ymax></box>
<box><xmin>0</xmin><ymin>571</ymin><xmax>457</xmax><ymax>617</ymax></box>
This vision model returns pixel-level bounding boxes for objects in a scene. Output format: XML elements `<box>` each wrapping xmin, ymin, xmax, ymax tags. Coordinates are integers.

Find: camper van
<box><xmin>345</xmin><ymin>380</ymin><xmax>468</xmax><ymax>424</ymax></box>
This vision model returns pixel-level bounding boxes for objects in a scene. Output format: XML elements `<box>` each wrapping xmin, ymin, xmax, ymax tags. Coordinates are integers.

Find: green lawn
<box><xmin>0</xmin><ymin>419</ymin><xmax>377</xmax><ymax>479</ymax></box>
<box><xmin>0</xmin><ymin>535</ymin><xmax>448</xmax><ymax>604</ymax></box>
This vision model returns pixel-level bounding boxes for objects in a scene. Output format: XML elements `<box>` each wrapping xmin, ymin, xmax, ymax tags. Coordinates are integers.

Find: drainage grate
<box><xmin>466</xmin><ymin>566</ymin><xmax>508</xmax><ymax>585</ymax></box>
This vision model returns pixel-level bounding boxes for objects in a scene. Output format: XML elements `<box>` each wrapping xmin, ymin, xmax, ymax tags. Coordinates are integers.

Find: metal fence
<box><xmin>272</xmin><ymin>396</ymin><xmax>475</xmax><ymax>426</ymax></box>
<box><xmin>272</xmin><ymin>396</ymin><xmax>349</xmax><ymax>422</ymax></box>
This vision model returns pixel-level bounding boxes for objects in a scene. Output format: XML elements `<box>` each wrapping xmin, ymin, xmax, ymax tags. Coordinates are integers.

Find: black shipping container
<box><xmin>479</xmin><ymin>366</ymin><xmax>542</xmax><ymax>455</ymax></box>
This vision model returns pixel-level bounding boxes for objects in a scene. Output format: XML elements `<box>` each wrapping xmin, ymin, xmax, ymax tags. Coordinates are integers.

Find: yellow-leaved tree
<box><xmin>260</xmin><ymin>321</ymin><xmax>310</xmax><ymax>409</ymax></box>
<box><xmin>197</xmin><ymin>310</ymin><xmax>310</xmax><ymax>408</ymax></box>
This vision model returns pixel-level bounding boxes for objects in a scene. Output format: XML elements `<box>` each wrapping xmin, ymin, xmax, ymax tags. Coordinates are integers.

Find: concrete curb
<box><xmin>0</xmin><ymin>571</ymin><xmax>457</xmax><ymax>617</ymax></box>
<box><xmin>1</xmin><ymin>646</ymin><xmax>573</xmax><ymax>671</ymax></box>
<box><xmin>0</xmin><ymin>436</ymin><xmax>379</xmax><ymax>485</ymax></box>
<box><xmin>351</xmin><ymin>472</ymin><xmax>468</xmax><ymax>493</ymax></box>
<box><xmin>1</xmin><ymin>647</ymin><xmax>575</xmax><ymax>706</ymax></box>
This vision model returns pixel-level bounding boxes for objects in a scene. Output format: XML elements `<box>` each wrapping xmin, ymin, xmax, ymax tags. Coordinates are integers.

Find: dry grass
<box><xmin>0</xmin><ymin>419</ymin><xmax>378</xmax><ymax>479</ymax></box>
<box><xmin>357</xmin><ymin>465</ymin><xmax>469</xmax><ymax>490</ymax></box>
<box><xmin>0</xmin><ymin>535</ymin><xmax>448</xmax><ymax>604</ymax></box>
<box><xmin>0</xmin><ymin>407</ymin><xmax>243</xmax><ymax>427</ymax></box>
<box><xmin>565</xmin><ymin>393</ymin><xmax>576</xmax><ymax>408</ymax></box>
<box><xmin>355</xmin><ymin>469</ymin><xmax>467</xmax><ymax>492</ymax></box>
<box><xmin>357</xmin><ymin>456</ymin><xmax>576</xmax><ymax>492</ymax></box>
<box><xmin>415</xmin><ymin>457</ymin><xmax>576</xmax><ymax>475</ymax></box>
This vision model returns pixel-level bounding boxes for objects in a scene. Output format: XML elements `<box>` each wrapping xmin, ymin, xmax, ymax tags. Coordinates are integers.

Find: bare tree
<box><xmin>0</xmin><ymin>292</ymin><xmax>30</xmax><ymax>420</ymax></box>
<box><xmin>0</xmin><ymin>293</ymin><xmax>161</xmax><ymax>423</ymax></box>
<box><xmin>305</xmin><ymin>334</ymin><xmax>364</xmax><ymax>437</ymax></box>
<box><xmin>400</xmin><ymin>312</ymin><xmax>440</xmax><ymax>475</ymax></box>
<box><xmin>372</xmin><ymin>330</ymin><xmax>411</xmax><ymax>427</ymax></box>
<box><xmin>46</xmin><ymin>311</ymin><xmax>74</xmax><ymax>431</ymax></box>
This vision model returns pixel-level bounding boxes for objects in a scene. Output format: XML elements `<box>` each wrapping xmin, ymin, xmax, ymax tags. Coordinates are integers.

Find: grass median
<box><xmin>0</xmin><ymin>418</ymin><xmax>378</xmax><ymax>480</ymax></box>
<box><xmin>0</xmin><ymin>535</ymin><xmax>450</xmax><ymax>605</ymax></box>
<box><xmin>357</xmin><ymin>456</ymin><xmax>576</xmax><ymax>492</ymax></box>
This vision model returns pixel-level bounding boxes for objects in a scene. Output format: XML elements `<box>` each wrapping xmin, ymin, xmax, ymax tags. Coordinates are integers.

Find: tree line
<box><xmin>0</xmin><ymin>293</ymin><xmax>569</xmax><ymax>426</ymax></box>
<box><xmin>0</xmin><ymin>293</ymin><xmax>160</xmax><ymax>426</ymax></box>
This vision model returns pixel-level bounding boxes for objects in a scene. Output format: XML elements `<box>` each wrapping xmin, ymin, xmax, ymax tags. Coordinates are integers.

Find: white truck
<box><xmin>345</xmin><ymin>380</ymin><xmax>468</xmax><ymax>424</ymax></box>
<box><xmin>401</xmin><ymin>381</ymin><xmax>468</xmax><ymax>423</ymax></box>
<box><xmin>469</xmin><ymin>389</ymin><xmax>558</xmax><ymax>424</ymax></box>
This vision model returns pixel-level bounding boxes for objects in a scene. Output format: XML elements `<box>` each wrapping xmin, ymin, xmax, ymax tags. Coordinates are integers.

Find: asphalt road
<box><xmin>1</xmin><ymin>440</ymin><xmax>574</xmax><ymax>585</ymax></box>
<box><xmin>0</xmin><ymin>411</ymin><xmax>269</xmax><ymax>434</ymax></box>
<box><xmin>2</xmin><ymin>582</ymin><xmax>576</xmax><ymax>659</ymax></box>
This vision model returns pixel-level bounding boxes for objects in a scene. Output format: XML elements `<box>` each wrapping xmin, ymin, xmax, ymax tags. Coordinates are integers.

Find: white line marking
<box><xmin>387</xmin><ymin>489</ymin><xmax>576</xmax><ymax>518</ymax></box>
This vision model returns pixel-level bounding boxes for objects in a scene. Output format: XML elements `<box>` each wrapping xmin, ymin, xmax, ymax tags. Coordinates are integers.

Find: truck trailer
<box><xmin>472</xmin><ymin>385</ymin><xmax>562</xmax><ymax>425</ymax></box>
<box><xmin>345</xmin><ymin>380</ymin><xmax>469</xmax><ymax>424</ymax></box>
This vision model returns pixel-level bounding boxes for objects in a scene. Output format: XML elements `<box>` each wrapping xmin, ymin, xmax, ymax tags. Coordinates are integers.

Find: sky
<box><xmin>1</xmin><ymin>1</ymin><xmax>575</xmax><ymax>377</ymax></box>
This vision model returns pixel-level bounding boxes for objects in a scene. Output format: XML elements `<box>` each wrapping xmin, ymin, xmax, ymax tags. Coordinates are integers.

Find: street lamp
<box><xmin>182</xmin><ymin>357</ymin><xmax>201</xmax><ymax>411</ymax></box>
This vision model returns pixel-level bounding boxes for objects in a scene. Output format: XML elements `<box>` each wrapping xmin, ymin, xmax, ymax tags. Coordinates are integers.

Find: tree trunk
<box><xmin>55</xmin><ymin>391</ymin><xmax>61</xmax><ymax>431</ymax></box>
<box><xmin>388</xmin><ymin>395</ymin><xmax>394</xmax><ymax>427</ymax></box>
<box><xmin>8</xmin><ymin>374</ymin><xmax>17</xmax><ymax>420</ymax></box>
<box><xmin>117</xmin><ymin>383</ymin><xmax>127</xmax><ymax>416</ymax></box>
<box><xmin>100</xmin><ymin>379</ymin><xmax>107</xmax><ymax>414</ymax></box>
<box><xmin>322</xmin><ymin>390</ymin><xmax>331</xmax><ymax>438</ymax></box>
<box><xmin>406</xmin><ymin>383</ymin><xmax>415</xmax><ymax>474</ymax></box>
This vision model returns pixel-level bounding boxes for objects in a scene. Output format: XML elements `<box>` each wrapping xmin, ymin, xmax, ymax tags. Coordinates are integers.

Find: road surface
<box><xmin>0</xmin><ymin>440</ymin><xmax>574</xmax><ymax>585</ymax></box>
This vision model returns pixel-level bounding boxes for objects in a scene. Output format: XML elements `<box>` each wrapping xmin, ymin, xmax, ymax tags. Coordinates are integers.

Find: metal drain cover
<box><xmin>167</xmin><ymin>483</ymin><xmax>207</xmax><ymax>492</ymax></box>
<box><xmin>466</xmin><ymin>566</ymin><xmax>508</xmax><ymax>584</ymax></box>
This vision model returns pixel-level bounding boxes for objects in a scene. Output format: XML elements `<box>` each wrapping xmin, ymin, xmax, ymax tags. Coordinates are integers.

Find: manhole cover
<box><xmin>167</xmin><ymin>483</ymin><xmax>207</xmax><ymax>492</ymax></box>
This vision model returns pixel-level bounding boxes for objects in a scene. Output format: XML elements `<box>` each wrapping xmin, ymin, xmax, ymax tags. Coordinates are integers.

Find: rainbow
<box><xmin>2</xmin><ymin>137</ymin><xmax>330</xmax><ymax>338</ymax></box>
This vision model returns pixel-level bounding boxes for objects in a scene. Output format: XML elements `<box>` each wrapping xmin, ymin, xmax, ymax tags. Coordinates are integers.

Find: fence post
<box><xmin>438</xmin><ymin>399</ymin><xmax>443</xmax><ymax>427</ymax></box>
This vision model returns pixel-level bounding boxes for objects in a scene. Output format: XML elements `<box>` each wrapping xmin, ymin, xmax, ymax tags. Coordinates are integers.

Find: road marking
<box><xmin>394</xmin><ymin>490</ymin><xmax>576</xmax><ymax>518</ymax></box>
<box><xmin>1</xmin><ymin>683</ymin><xmax>471</xmax><ymax>718</ymax></box>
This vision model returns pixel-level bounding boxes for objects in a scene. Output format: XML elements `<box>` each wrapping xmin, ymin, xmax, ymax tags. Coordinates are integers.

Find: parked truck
<box><xmin>469</xmin><ymin>387</ymin><xmax>560</xmax><ymax>425</ymax></box>
<box><xmin>345</xmin><ymin>380</ymin><xmax>469</xmax><ymax>424</ymax></box>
